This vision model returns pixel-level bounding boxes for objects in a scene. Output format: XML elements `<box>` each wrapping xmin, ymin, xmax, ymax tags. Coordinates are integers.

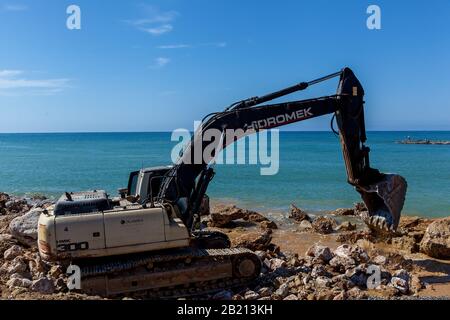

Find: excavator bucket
<box><xmin>356</xmin><ymin>174</ymin><xmax>407</xmax><ymax>233</ymax></box>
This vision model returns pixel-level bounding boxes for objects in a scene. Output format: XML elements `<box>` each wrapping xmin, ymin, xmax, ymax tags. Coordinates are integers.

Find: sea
<box><xmin>0</xmin><ymin>131</ymin><xmax>449</xmax><ymax>218</ymax></box>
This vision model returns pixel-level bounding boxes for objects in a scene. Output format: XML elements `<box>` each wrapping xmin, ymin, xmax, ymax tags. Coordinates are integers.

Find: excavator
<box><xmin>37</xmin><ymin>67</ymin><xmax>407</xmax><ymax>297</ymax></box>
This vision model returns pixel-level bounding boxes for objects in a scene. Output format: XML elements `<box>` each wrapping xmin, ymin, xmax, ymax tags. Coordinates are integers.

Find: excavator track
<box><xmin>76</xmin><ymin>247</ymin><xmax>261</xmax><ymax>297</ymax></box>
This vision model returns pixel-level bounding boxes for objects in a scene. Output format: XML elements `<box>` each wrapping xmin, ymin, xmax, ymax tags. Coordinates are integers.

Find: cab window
<box><xmin>127</xmin><ymin>171</ymin><xmax>139</xmax><ymax>196</ymax></box>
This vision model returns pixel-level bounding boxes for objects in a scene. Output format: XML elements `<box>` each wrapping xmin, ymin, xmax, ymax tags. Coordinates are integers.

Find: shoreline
<box><xmin>0</xmin><ymin>191</ymin><xmax>443</xmax><ymax>220</ymax></box>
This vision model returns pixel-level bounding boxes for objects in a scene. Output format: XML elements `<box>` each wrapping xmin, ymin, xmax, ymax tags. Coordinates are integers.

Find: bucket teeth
<box><xmin>357</xmin><ymin>174</ymin><xmax>407</xmax><ymax>234</ymax></box>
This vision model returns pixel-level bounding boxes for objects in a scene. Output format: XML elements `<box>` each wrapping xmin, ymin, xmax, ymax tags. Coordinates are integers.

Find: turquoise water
<box><xmin>0</xmin><ymin>132</ymin><xmax>449</xmax><ymax>217</ymax></box>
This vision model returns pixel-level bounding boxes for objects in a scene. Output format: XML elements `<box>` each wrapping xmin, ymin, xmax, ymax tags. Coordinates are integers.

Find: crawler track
<box><xmin>76</xmin><ymin>247</ymin><xmax>261</xmax><ymax>298</ymax></box>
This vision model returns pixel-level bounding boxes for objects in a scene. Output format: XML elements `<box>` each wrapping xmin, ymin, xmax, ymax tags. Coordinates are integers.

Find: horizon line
<box><xmin>1</xmin><ymin>129</ymin><xmax>449</xmax><ymax>134</ymax></box>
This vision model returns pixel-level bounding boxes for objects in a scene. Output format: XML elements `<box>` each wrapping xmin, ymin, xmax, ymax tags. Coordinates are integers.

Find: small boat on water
<box><xmin>398</xmin><ymin>137</ymin><xmax>450</xmax><ymax>145</ymax></box>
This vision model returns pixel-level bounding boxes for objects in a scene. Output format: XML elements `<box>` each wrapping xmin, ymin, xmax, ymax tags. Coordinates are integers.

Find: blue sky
<box><xmin>0</xmin><ymin>0</ymin><xmax>449</xmax><ymax>132</ymax></box>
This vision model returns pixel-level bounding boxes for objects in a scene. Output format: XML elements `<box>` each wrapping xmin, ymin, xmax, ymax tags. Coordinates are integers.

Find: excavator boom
<box><xmin>157</xmin><ymin>67</ymin><xmax>407</xmax><ymax>233</ymax></box>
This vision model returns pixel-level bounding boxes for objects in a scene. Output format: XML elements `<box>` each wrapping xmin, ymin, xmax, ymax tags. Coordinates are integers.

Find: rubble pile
<box><xmin>0</xmin><ymin>193</ymin><xmax>97</xmax><ymax>300</ymax></box>
<box><xmin>216</xmin><ymin>242</ymin><xmax>424</xmax><ymax>300</ymax></box>
<box><xmin>0</xmin><ymin>194</ymin><xmax>448</xmax><ymax>300</ymax></box>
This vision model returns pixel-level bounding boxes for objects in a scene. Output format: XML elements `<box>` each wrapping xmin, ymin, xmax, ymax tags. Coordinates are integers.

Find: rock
<box><xmin>283</xmin><ymin>294</ymin><xmax>298</xmax><ymax>300</ymax></box>
<box><xmin>260</xmin><ymin>220</ymin><xmax>278</xmax><ymax>229</ymax></box>
<box><xmin>372</xmin><ymin>255</ymin><xmax>387</xmax><ymax>265</ymax></box>
<box><xmin>4</xmin><ymin>245</ymin><xmax>22</xmax><ymax>260</ymax></box>
<box><xmin>49</xmin><ymin>265</ymin><xmax>63</xmax><ymax>278</ymax></box>
<box><xmin>298</xmin><ymin>220</ymin><xmax>313</xmax><ymax>231</ymax></box>
<box><xmin>312</xmin><ymin>216</ymin><xmax>336</xmax><ymax>234</ymax></box>
<box><xmin>419</xmin><ymin>218</ymin><xmax>450</xmax><ymax>259</ymax></box>
<box><xmin>335</xmin><ymin>243</ymin><xmax>353</xmax><ymax>255</ymax></box>
<box><xmin>258</xmin><ymin>287</ymin><xmax>272</xmax><ymax>298</ymax></box>
<box><xmin>292</xmin><ymin>275</ymin><xmax>303</xmax><ymax>288</ymax></box>
<box><xmin>7</xmin><ymin>199</ymin><xmax>28</xmax><ymax>211</ymax></box>
<box><xmin>337</xmin><ymin>221</ymin><xmax>356</xmax><ymax>231</ymax></box>
<box><xmin>315</xmin><ymin>288</ymin><xmax>336</xmax><ymax>300</ymax></box>
<box><xmin>311</xmin><ymin>265</ymin><xmax>329</xmax><ymax>278</ymax></box>
<box><xmin>29</xmin><ymin>255</ymin><xmax>47</xmax><ymax>277</ymax></box>
<box><xmin>232</xmin><ymin>229</ymin><xmax>272</xmax><ymax>251</ymax></box>
<box><xmin>289</xmin><ymin>204</ymin><xmax>311</xmax><ymax>222</ymax></box>
<box><xmin>274</xmin><ymin>283</ymin><xmax>289</xmax><ymax>298</ymax></box>
<box><xmin>333</xmin><ymin>291</ymin><xmax>347</xmax><ymax>300</ymax></box>
<box><xmin>392</xmin><ymin>236</ymin><xmax>419</xmax><ymax>254</ymax></box>
<box><xmin>315</xmin><ymin>276</ymin><xmax>332</xmax><ymax>288</ymax></box>
<box><xmin>0</xmin><ymin>233</ymin><xmax>13</xmax><ymax>242</ymax></box>
<box><xmin>31</xmin><ymin>277</ymin><xmax>55</xmax><ymax>294</ymax></box>
<box><xmin>7</xmin><ymin>257</ymin><xmax>27</xmax><ymax>275</ymax></box>
<box><xmin>306</xmin><ymin>293</ymin><xmax>316</xmax><ymax>300</ymax></box>
<box><xmin>270</xmin><ymin>258</ymin><xmax>287</xmax><ymax>271</ymax></box>
<box><xmin>9</xmin><ymin>207</ymin><xmax>43</xmax><ymax>247</ymax></box>
<box><xmin>254</xmin><ymin>250</ymin><xmax>267</xmax><ymax>261</ymax></box>
<box><xmin>245</xmin><ymin>211</ymin><xmax>269</xmax><ymax>223</ymax></box>
<box><xmin>385</xmin><ymin>252</ymin><xmax>413</xmax><ymax>270</ymax></box>
<box><xmin>348</xmin><ymin>270</ymin><xmax>368</xmax><ymax>288</ymax></box>
<box><xmin>393</xmin><ymin>269</ymin><xmax>410</xmax><ymax>282</ymax></box>
<box><xmin>0</xmin><ymin>192</ymin><xmax>10</xmax><ymax>204</ymax></box>
<box><xmin>286</xmin><ymin>255</ymin><xmax>301</xmax><ymax>268</ymax></box>
<box><xmin>350</xmin><ymin>246</ymin><xmax>369</xmax><ymax>263</ymax></box>
<box><xmin>209</xmin><ymin>205</ymin><xmax>247</xmax><ymax>227</ymax></box>
<box><xmin>306</xmin><ymin>244</ymin><xmax>334</xmax><ymax>263</ymax></box>
<box><xmin>334</xmin><ymin>244</ymin><xmax>369</xmax><ymax>264</ymax></box>
<box><xmin>329</xmin><ymin>255</ymin><xmax>356</xmax><ymax>272</ymax></box>
<box><xmin>331</xmin><ymin>208</ymin><xmax>355</xmax><ymax>216</ymax></box>
<box><xmin>391</xmin><ymin>277</ymin><xmax>409</xmax><ymax>294</ymax></box>
<box><xmin>332</xmin><ymin>274</ymin><xmax>354</xmax><ymax>291</ymax></box>
<box><xmin>54</xmin><ymin>277</ymin><xmax>68</xmax><ymax>292</ymax></box>
<box><xmin>10</xmin><ymin>272</ymin><xmax>30</xmax><ymax>280</ymax></box>
<box><xmin>244</xmin><ymin>290</ymin><xmax>260</xmax><ymax>300</ymax></box>
<box><xmin>6</xmin><ymin>277</ymin><xmax>32</xmax><ymax>289</ymax></box>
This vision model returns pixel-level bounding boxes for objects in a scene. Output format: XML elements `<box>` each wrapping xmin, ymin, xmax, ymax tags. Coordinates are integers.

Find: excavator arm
<box><xmin>156</xmin><ymin>67</ymin><xmax>407</xmax><ymax>233</ymax></box>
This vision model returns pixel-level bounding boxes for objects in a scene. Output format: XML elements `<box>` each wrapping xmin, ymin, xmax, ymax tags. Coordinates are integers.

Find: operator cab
<box><xmin>122</xmin><ymin>166</ymin><xmax>173</xmax><ymax>203</ymax></box>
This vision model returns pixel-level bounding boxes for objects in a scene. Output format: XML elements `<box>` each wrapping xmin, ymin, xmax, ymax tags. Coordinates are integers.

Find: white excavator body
<box><xmin>38</xmin><ymin>190</ymin><xmax>189</xmax><ymax>261</ymax></box>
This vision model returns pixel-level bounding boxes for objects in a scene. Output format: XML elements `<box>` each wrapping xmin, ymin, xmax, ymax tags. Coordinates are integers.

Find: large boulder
<box><xmin>208</xmin><ymin>205</ymin><xmax>249</xmax><ymax>227</ymax></box>
<box><xmin>9</xmin><ymin>207</ymin><xmax>43</xmax><ymax>247</ymax></box>
<box><xmin>209</xmin><ymin>205</ymin><xmax>274</xmax><ymax>229</ymax></box>
<box><xmin>420</xmin><ymin>218</ymin><xmax>450</xmax><ymax>259</ymax></box>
